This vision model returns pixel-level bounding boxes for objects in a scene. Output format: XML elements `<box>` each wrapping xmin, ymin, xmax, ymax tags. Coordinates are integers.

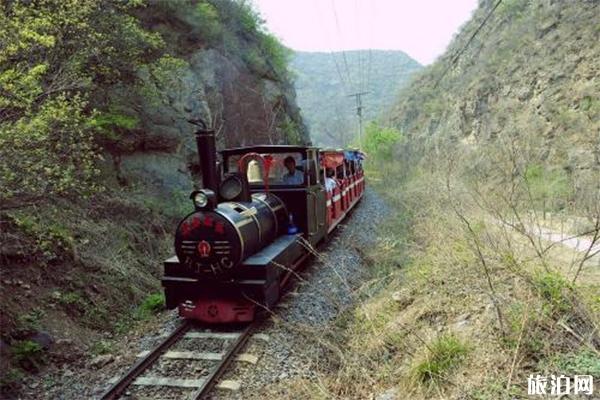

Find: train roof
<box><xmin>221</xmin><ymin>145</ymin><xmax>318</xmax><ymax>156</ymax></box>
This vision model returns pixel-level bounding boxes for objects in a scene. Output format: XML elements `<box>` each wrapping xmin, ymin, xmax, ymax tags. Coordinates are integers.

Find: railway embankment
<box><xmin>9</xmin><ymin>188</ymin><xmax>391</xmax><ymax>399</ymax></box>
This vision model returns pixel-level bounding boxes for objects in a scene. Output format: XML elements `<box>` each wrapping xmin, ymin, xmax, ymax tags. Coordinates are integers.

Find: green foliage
<box><xmin>533</xmin><ymin>271</ymin><xmax>573</xmax><ymax>314</ymax></box>
<box><xmin>545</xmin><ymin>350</ymin><xmax>600</xmax><ymax>376</ymax></box>
<box><xmin>412</xmin><ymin>335</ymin><xmax>468</xmax><ymax>386</ymax></box>
<box><xmin>524</xmin><ymin>164</ymin><xmax>571</xmax><ymax>210</ymax></box>
<box><xmin>91</xmin><ymin>340</ymin><xmax>114</xmax><ymax>355</ymax></box>
<box><xmin>195</xmin><ymin>2</ymin><xmax>223</xmax><ymax>44</ymax></box>
<box><xmin>12</xmin><ymin>213</ymin><xmax>74</xmax><ymax>257</ymax></box>
<box><xmin>281</xmin><ymin>117</ymin><xmax>302</xmax><ymax>144</ymax></box>
<box><xmin>90</xmin><ymin>111</ymin><xmax>139</xmax><ymax>141</ymax></box>
<box><xmin>58</xmin><ymin>291</ymin><xmax>86</xmax><ymax>308</ymax></box>
<box><xmin>11</xmin><ymin>340</ymin><xmax>44</xmax><ymax>366</ymax></box>
<box><xmin>498</xmin><ymin>0</ymin><xmax>530</xmax><ymax>19</ymax></box>
<box><xmin>136</xmin><ymin>54</ymin><xmax>189</xmax><ymax>108</ymax></box>
<box><xmin>16</xmin><ymin>310</ymin><xmax>45</xmax><ymax>333</ymax></box>
<box><xmin>259</xmin><ymin>32</ymin><xmax>292</xmax><ymax>76</ymax></box>
<box><xmin>237</xmin><ymin>0</ymin><xmax>263</xmax><ymax>32</ymax></box>
<box><xmin>0</xmin><ymin>0</ymin><xmax>165</xmax><ymax>206</ymax></box>
<box><xmin>0</xmin><ymin>94</ymin><xmax>101</xmax><ymax>201</ymax></box>
<box><xmin>135</xmin><ymin>292</ymin><xmax>165</xmax><ymax>320</ymax></box>
<box><xmin>363</xmin><ymin>122</ymin><xmax>404</xmax><ymax>161</ymax></box>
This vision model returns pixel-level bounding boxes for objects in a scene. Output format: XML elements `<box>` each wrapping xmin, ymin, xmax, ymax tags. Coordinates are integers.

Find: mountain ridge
<box><xmin>291</xmin><ymin>49</ymin><xmax>422</xmax><ymax>146</ymax></box>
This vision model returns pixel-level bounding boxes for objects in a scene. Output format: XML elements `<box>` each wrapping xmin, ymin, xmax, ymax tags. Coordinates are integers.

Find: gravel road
<box><xmin>14</xmin><ymin>188</ymin><xmax>389</xmax><ymax>400</ymax></box>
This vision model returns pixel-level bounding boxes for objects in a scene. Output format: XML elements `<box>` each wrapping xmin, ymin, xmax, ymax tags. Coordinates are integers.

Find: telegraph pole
<box><xmin>348</xmin><ymin>91</ymin><xmax>369</xmax><ymax>148</ymax></box>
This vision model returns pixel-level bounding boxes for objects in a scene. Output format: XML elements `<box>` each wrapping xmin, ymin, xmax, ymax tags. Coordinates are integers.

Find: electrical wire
<box><xmin>434</xmin><ymin>0</ymin><xmax>503</xmax><ymax>88</ymax></box>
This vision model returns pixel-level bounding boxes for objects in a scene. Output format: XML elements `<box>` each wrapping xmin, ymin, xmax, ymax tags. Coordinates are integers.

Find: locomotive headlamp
<box><xmin>194</xmin><ymin>192</ymin><xmax>208</xmax><ymax>208</ymax></box>
<box><xmin>190</xmin><ymin>189</ymin><xmax>217</xmax><ymax>210</ymax></box>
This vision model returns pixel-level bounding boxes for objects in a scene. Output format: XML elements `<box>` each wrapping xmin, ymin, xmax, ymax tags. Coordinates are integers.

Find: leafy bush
<box><xmin>11</xmin><ymin>340</ymin><xmax>44</xmax><ymax>369</ymax></box>
<box><xmin>12</xmin><ymin>214</ymin><xmax>74</xmax><ymax>258</ymax></box>
<box><xmin>363</xmin><ymin>122</ymin><xmax>404</xmax><ymax>161</ymax></box>
<box><xmin>195</xmin><ymin>2</ymin><xmax>223</xmax><ymax>44</ymax></box>
<box><xmin>135</xmin><ymin>292</ymin><xmax>165</xmax><ymax>320</ymax></box>
<box><xmin>533</xmin><ymin>271</ymin><xmax>573</xmax><ymax>314</ymax></box>
<box><xmin>524</xmin><ymin>163</ymin><xmax>571</xmax><ymax>211</ymax></box>
<box><xmin>0</xmin><ymin>0</ymin><xmax>165</xmax><ymax>208</ymax></box>
<box><xmin>412</xmin><ymin>335</ymin><xmax>468</xmax><ymax>386</ymax></box>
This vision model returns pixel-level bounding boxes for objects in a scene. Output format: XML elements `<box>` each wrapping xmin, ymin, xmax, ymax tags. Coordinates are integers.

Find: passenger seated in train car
<box><xmin>282</xmin><ymin>156</ymin><xmax>304</xmax><ymax>185</ymax></box>
<box><xmin>336</xmin><ymin>165</ymin><xmax>345</xmax><ymax>180</ymax></box>
<box><xmin>325</xmin><ymin>168</ymin><xmax>337</xmax><ymax>192</ymax></box>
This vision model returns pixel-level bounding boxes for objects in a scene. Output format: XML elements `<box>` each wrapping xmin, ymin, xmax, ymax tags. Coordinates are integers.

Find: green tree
<box><xmin>0</xmin><ymin>0</ymin><xmax>164</xmax><ymax>208</ymax></box>
<box><xmin>363</xmin><ymin>122</ymin><xmax>404</xmax><ymax>161</ymax></box>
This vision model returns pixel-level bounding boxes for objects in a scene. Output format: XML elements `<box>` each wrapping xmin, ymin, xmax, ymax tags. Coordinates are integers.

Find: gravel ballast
<box><xmin>15</xmin><ymin>188</ymin><xmax>389</xmax><ymax>399</ymax></box>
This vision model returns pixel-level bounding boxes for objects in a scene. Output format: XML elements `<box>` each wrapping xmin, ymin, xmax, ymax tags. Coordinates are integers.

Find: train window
<box><xmin>227</xmin><ymin>152</ymin><xmax>306</xmax><ymax>186</ymax></box>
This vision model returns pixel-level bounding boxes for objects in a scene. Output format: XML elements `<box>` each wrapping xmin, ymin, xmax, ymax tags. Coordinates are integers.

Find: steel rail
<box><xmin>99</xmin><ymin>320</ymin><xmax>192</xmax><ymax>400</ymax></box>
<box><xmin>191</xmin><ymin>322</ymin><xmax>255</xmax><ymax>399</ymax></box>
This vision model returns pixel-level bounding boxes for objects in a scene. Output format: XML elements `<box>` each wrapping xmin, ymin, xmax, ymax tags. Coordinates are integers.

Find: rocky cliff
<box><xmin>390</xmin><ymin>0</ymin><xmax>599</xmax><ymax>178</ymax></box>
<box><xmin>0</xmin><ymin>1</ymin><xmax>308</xmax><ymax>392</ymax></box>
<box><xmin>107</xmin><ymin>1</ymin><xmax>309</xmax><ymax>195</ymax></box>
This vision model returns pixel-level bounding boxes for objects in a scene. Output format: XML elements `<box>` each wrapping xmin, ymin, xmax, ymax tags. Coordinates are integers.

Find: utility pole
<box><xmin>348</xmin><ymin>91</ymin><xmax>369</xmax><ymax>148</ymax></box>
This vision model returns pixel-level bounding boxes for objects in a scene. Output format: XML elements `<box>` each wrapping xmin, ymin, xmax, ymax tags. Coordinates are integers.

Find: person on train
<box><xmin>282</xmin><ymin>156</ymin><xmax>304</xmax><ymax>185</ymax></box>
<box><xmin>325</xmin><ymin>168</ymin><xmax>337</xmax><ymax>192</ymax></box>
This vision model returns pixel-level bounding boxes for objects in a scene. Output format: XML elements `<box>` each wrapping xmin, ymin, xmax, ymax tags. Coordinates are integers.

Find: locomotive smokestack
<box><xmin>191</xmin><ymin>120</ymin><xmax>219</xmax><ymax>192</ymax></box>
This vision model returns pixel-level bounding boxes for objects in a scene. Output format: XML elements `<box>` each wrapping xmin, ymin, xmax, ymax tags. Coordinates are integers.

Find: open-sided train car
<box><xmin>161</xmin><ymin>124</ymin><xmax>365</xmax><ymax>324</ymax></box>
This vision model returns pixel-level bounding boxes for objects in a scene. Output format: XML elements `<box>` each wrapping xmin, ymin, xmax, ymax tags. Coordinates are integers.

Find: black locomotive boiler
<box><xmin>162</xmin><ymin>122</ymin><xmax>365</xmax><ymax>323</ymax></box>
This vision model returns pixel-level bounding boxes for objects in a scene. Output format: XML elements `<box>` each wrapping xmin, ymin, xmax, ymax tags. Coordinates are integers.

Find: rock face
<box><xmin>105</xmin><ymin>2</ymin><xmax>309</xmax><ymax>196</ymax></box>
<box><xmin>390</xmin><ymin>0</ymin><xmax>599</xmax><ymax>175</ymax></box>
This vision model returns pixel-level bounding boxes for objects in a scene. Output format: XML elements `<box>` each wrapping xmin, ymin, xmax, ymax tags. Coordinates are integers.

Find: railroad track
<box><xmin>100</xmin><ymin>321</ymin><xmax>259</xmax><ymax>399</ymax></box>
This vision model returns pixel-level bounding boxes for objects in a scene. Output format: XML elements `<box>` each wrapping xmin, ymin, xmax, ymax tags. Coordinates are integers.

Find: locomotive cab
<box><xmin>221</xmin><ymin>146</ymin><xmax>328</xmax><ymax>246</ymax></box>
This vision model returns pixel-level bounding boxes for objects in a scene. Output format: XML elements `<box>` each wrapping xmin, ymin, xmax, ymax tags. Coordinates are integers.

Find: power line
<box><xmin>434</xmin><ymin>0</ymin><xmax>503</xmax><ymax>88</ymax></box>
<box><xmin>330</xmin><ymin>0</ymin><xmax>355</xmax><ymax>91</ymax></box>
<box><xmin>310</xmin><ymin>0</ymin><xmax>351</xmax><ymax>94</ymax></box>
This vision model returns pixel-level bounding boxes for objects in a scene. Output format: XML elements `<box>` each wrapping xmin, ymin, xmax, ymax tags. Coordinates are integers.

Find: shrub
<box><xmin>363</xmin><ymin>122</ymin><xmax>404</xmax><ymax>161</ymax></box>
<box><xmin>0</xmin><ymin>0</ymin><xmax>165</xmax><ymax>208</ymax></box>
<box><xmin>412</xmin><ymin>335</ymin><xmax>468</xmax><ymax>386</ymax></box>
<box><xmin>195</xmin><ymin>2</ymin><xmax>223</xmax><ymax>44</ymax></box>
<box><xmin>11</xmin><ymin>340</ymin><xmax>44</xmax><ymax>370</ymax></box>
<box><xmin>533</xmin><ymin>271</ymin><xmax>573</xmax><ymax>314</ymax></box>
<box><xmin>135</xmin><ymin>292</ymin><xmax>165</xmax><ymax>320</ymax></box>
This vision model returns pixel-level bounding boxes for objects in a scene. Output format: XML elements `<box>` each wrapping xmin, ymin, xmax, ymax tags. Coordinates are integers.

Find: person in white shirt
<box><xmin>325</xmin><ymin>168</ymin><xmax>336</xmax><ymax>192</ymax></box>
<box><xmin>282</xmin><ymin>156</ymin><xmax>304</xmax><ymax>185</ymax></box>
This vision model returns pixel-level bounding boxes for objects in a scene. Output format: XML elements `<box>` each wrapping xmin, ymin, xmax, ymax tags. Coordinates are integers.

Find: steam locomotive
<box><xmin>162</xmin><ymin>122</ymin><xmax>365</xmax><ymax>323</ymax></box>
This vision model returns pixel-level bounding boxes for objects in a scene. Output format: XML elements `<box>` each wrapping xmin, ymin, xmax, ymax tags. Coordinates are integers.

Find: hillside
<box><xmin>266</xmin><ymin>1</ymin><xmax>600</xmax><ymax>399</ymax></box>
<box><xmin>0</xmin><ymin>0</ymin><xmax>306</xmax><ymax>393</ymax></box>
<box><xmin>291</xmin><ymin>50</ymin><xmax>421</xmax><ymax>146</ymax></box>
<box><xmin>390</xmin><ymin>0</ymin><xmax>599</xmax><ymax>177</ymax></box>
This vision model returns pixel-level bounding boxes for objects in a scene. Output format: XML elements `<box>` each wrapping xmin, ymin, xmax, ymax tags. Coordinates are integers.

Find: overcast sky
<box><xmin>251</xmin><ymin>0</ymin><xmax>479</xmax><ymax>65</ymax></box>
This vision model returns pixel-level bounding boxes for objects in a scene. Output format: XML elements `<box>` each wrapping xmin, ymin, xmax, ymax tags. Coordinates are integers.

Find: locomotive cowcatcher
<box><xmin>162</xmin><ymin>121</ymin><xmax>364</xmax><ymax>324</ymax></box>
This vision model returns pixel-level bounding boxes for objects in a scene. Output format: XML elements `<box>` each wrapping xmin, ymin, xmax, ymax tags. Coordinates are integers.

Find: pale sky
<box><xmin>251</xmin><ymin>0</ymin><xmax>479</xmax><ymax>65</ymax></box>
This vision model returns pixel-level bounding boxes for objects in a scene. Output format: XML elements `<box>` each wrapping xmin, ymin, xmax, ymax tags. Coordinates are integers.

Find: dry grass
<box><xmin>260</xmin><ymin>155</ymin><xmax>599</xmax><ymax>399</ymax></box>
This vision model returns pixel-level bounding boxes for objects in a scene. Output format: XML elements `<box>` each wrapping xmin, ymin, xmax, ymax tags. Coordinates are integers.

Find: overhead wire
<box><xmin>330</xmin><ymin>0</ymin><xmax>355</xmax><ymax>92</ymax></box>
<box><xmin>434</xmin><ymin>0</ymin><xmax>503</xmax><ymax>88</ymax></box>
<box><xmin>365</xmin><ymin>0</ymin><xmax>375</xmax><ymax>94</ymax></box>
<box><xmin>311</xmin><ymin>0</ymin><xmax>351</xmax><ymax>94</ymax></box>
